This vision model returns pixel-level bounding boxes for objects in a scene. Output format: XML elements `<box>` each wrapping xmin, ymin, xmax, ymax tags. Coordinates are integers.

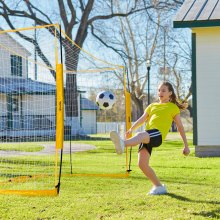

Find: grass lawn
<box><xmin>0</xmin><ymin>142</ymin><xmax>44</xmax><ymax>152</ymax></box>
<box><xmin>0</xmin><ymin>132</ymin><xmax>219</xmax><ymax>220</ymax></box>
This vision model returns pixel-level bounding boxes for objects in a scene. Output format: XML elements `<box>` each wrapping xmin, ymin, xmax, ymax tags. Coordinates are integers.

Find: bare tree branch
<box><xmin>23</xmin><ymin>0</ymin><xmax>52</xmax><ymax>24</ymax></box>
<box><xmin>67</xmin><ymin>0</ymin><xmax>76</xmax><ymax>34</ymax></box>
<box><xmin>79</xmin><ymin>0</ymin><xmax>85</xmax><ymax>11</ymax></box>
<box><xmin>58</xmin><ymin>0</ymin><xmax>68</xmax><ymax>27</ymax></box>
<box><xmin>90</xmin><ymin>25</ymin><xmax>130</xmax><ymax>64</ymax></box>
<box><xmin>0</xmin><ymin>0</ymin><xmax>51</xmax><ymax>26</ymax></box>
<box><xmin>88</xmin><ymin>7</ymin><xmax>150</xmax><ymax>24</ymax></box>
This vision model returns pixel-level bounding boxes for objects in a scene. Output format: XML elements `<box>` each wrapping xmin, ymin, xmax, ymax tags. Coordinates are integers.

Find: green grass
<box><xmin>0</xmin><ymin>142</ymin><xmax>44</xmax><ymax>152</ymax></box>
<box><xmin>0</xmin><ymin>133</ymin><xmax>220</xmax><ymax>220</ymax></box>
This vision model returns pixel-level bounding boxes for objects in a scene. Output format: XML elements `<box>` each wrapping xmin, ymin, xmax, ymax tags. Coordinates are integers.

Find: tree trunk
<box><xmin>131</xmin><ymin>96</ymin><xmax>144</xmax><ymax>121</ymax></box>
<box><xmin>64</xmin><ymin>40</ymin><xmax>80</xmax><ymax>117</ymax></box>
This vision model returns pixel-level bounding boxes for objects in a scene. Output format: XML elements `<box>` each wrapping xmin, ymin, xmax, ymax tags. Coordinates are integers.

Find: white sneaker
<box><xmin>148</xmin><ymin>184</ymin><xmax>167</xmax><ymax>195</ymax></box>
<box><xmin>110</xmin><ymin>131</ymin><xmax>125</xmax><ymax>154</ymax></box>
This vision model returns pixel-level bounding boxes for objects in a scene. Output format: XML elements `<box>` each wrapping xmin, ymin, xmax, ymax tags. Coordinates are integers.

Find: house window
<box><xmin>11</xmin><ymin>55</ymin><xmax>22</xmax><ymax>76</ymax></box>
<box><xmin>12</xmin><ymin>97</ymin><xmax>19</xmax><ymax>112</ymax></box>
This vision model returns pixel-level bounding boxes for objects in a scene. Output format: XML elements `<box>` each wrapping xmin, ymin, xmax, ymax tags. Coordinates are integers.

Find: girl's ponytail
<box><xmin>161</xmin><ymin>81</ymin><xmax>188</xmax><ymax>110</ymax></box>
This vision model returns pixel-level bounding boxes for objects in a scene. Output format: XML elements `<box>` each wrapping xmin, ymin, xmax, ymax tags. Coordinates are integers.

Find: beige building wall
<box><xmin>193</xmin><ymin>27</ymin><xmax>220</xmax><ymax>146</ymax></box>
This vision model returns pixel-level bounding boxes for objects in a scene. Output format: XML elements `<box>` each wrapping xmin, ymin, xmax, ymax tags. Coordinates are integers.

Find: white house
<box><xmin>173</xmin><ymin>0</ymin><xmax>220</xmax><ymax>157</ymax></box>
<box><xmin>0</xmin><ymin>28</ymin><xmax>57</xmax><ymax>138</ymax></box>
<box><xmin>0</xmin><ymin>28</ymin><xmax>98</xmax><ymax>138</ymax></box>
<box><xmin>80</xmin><ymin>97</ymin><xmax>98</xmax><ymax>134</ymax></box>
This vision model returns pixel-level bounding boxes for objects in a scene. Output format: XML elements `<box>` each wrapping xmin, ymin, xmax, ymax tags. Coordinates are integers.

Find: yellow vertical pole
<box><xmin>55</xmin><ymin>63</ymin><xmax>64</xmax><ymax>189</ymax></box>
<box><xmin>54</xmin><ymin>24</ymin><xmax>65</xmax><ymax>193</ymax></box>
<box><xmin>123</xmin><ymin>66</ymin><xmax>132</xmax><ymax>174</ymax></box>
<box><xmin>54</xmin><ymin>25</ymin><xmax>64</xmax><ymax>189</ymax></box>
<box><xmin>56</xmin><ymin>63</ymin><xmax>64</xmax><ymax>150</ymax></box>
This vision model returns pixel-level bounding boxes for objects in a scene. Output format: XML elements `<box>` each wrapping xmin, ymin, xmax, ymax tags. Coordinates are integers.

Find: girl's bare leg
<box><xmin>125</xmin><ymin>131</ymin><xmax>150</xmax><ymax>146</ymax></box>
<box><xmin>138</xmin><ymin>148</ymin><xmax>162</xmax><ymax>186</ymax></box>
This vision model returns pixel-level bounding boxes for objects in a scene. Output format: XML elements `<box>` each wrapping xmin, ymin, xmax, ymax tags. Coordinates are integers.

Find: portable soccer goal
<box><xmin>0</xmin><ymin>24</ymin><xmax>64</xmax><ymax>196</ymax></box>
<box><xmin>59</xmin><ymin>31</ymin><xmax>132</xmax><ymax>178</ymax></box>
<box><xmin>0</xmin><ymin>24</ymin><xmax>132</xmax><ymax>196</ymax></box>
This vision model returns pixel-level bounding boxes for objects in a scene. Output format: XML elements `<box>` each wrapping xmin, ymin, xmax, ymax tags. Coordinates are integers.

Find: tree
<box><xmin>90</xmin><ymin>0</ymin><xmax>187</xmax><ymax>120</ymax></box>
<box><xmin>156</xmin><ymin>15</ymin><xmax>192</xmax><ymax>103</ymax></box>
<box><xmin>0</xmin><ymin>0</ymin><xmax>188</xmax><ymax>125</ymax></box>
<box><xmin>0</xmin><ymin>0</ymin><xmax>161</xmax><ymax>132</ymax></box>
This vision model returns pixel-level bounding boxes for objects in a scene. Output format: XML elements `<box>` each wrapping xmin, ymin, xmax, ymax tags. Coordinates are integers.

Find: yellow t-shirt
<box><xmin>145</xmin><ymin>102</ymin><xmax>180</xmax><ymax>141</ymax></box>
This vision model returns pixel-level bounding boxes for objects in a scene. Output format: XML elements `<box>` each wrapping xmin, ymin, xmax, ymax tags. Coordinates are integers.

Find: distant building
<box><xmin>80</xmin><ymin>97</ymin><xmax>98</xmax><ymax>134</ymax></box>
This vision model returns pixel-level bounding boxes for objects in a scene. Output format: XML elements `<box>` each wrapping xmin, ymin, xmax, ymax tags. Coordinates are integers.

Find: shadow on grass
<box><xmin>167</xmin><ymin>193</ymin><xmax>220</xmax><ymax>218</ymax></box>
<box><xmin>166</xmin><ymin>193</ymin><xmax>220</xmax><ymax>205</ymax></box>
<box><xmin>191</xmin><ymin>209</ymin><xmax>220</xmax><ymax>219</ymax></box>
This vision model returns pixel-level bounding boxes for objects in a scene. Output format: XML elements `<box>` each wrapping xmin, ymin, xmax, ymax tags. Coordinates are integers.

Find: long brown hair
<box><xmin>160</xmin><ymin>81</ymin><xmax>187</xmax><ymax>110</ymax></box>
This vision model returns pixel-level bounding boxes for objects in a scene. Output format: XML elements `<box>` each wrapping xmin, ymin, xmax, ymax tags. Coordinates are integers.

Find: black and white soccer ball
<box><xmin>96</xmin><ymin>91</ymin><xmax>116</xmax><ymax>110</ymax></box>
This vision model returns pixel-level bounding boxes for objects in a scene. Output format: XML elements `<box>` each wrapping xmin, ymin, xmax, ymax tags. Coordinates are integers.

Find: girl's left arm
<box><xmin>173</xmin><ymin>114</ymin><xmax>190</xmax><ymax>156</ymax></box>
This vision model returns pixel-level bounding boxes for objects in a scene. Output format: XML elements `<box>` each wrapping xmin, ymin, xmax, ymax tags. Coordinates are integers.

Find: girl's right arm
<box><xmin>126</xmin><ymin>111</ymin><xmax>148</xmax><ymax>138</ymax></box>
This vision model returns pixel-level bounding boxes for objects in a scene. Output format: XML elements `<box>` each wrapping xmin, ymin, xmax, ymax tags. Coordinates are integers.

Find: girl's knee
<box><xmin>136</xmin><ymin>131</ymin><xmax>146</xmax><ymax>137</ymax></box>
<box><xmin>138</xmin><ymin>160</ymin><xmax>150</xmax><ymax>170</ymax></box>
<box><xmin>136</xmin><ymin>132</ymin><xmax>150</xmax><ymax>144</ymax></box>
<box><xmin>138</xmin><ymin>148</ymin><xmax>151</xmax><ymax>169</ymax></box>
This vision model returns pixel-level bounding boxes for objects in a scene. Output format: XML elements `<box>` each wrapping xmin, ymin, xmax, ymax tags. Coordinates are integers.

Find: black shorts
<box><xmin>138</xmin><ymin>129</ymin><xmax>162</xmax><ymax>155</ymax></box>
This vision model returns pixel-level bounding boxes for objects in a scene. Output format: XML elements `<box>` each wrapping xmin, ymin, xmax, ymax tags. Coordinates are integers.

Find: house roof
<box><xmin>80</xmin><ymin>98</ymin><xmax>99</xmax><ymax>110</ymax></box>
<box><xmin>0</xmin><ymin>77</ymin><xmax>99</xmax><ymax>110</ymax></box>
<box><xmin>173</xmin><ymin>0</ymin><xmax>220</xmax><ymax>28</ymax></box>
<box><xmin>0</xmin><ymin>27</ymin><xmax>32</xmax><ymax>56</ymax></box>
<box><xmin>0</xmin><ymin>77</ymin><xmax>55</xmax><ymax>94</ymax></box>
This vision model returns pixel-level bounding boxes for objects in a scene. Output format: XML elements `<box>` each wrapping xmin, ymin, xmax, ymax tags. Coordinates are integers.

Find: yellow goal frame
<box><xmin>0</xmin><ymin>24</ymin><xmax>64</xmax><ymax>196</ymax></box>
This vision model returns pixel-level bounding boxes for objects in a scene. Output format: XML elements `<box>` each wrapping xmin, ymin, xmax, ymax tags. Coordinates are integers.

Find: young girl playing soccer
<box><xmin>110</xmin><ymin>81</ymin><xmax>190</xmax><ymax>195</ymax></box>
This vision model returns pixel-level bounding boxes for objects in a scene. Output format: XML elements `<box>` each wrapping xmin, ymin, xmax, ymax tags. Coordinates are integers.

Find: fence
<box><xmin>97</xmin><ymin>118</ymin><xmax>192</xmax><ymax>135</ymax></box>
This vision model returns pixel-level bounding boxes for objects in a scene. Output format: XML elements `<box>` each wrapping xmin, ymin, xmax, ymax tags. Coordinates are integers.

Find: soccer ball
<box><xmin>96</xmin><ymin>91</ymin><xmax>116</xmax><ymax>110</ymax></box>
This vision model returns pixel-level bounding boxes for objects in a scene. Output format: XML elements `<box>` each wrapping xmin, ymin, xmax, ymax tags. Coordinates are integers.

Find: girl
<box><xmin>110</xmin><ymin>81</ymin><xmax>190</xmax><ymax>195</ymax></box>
